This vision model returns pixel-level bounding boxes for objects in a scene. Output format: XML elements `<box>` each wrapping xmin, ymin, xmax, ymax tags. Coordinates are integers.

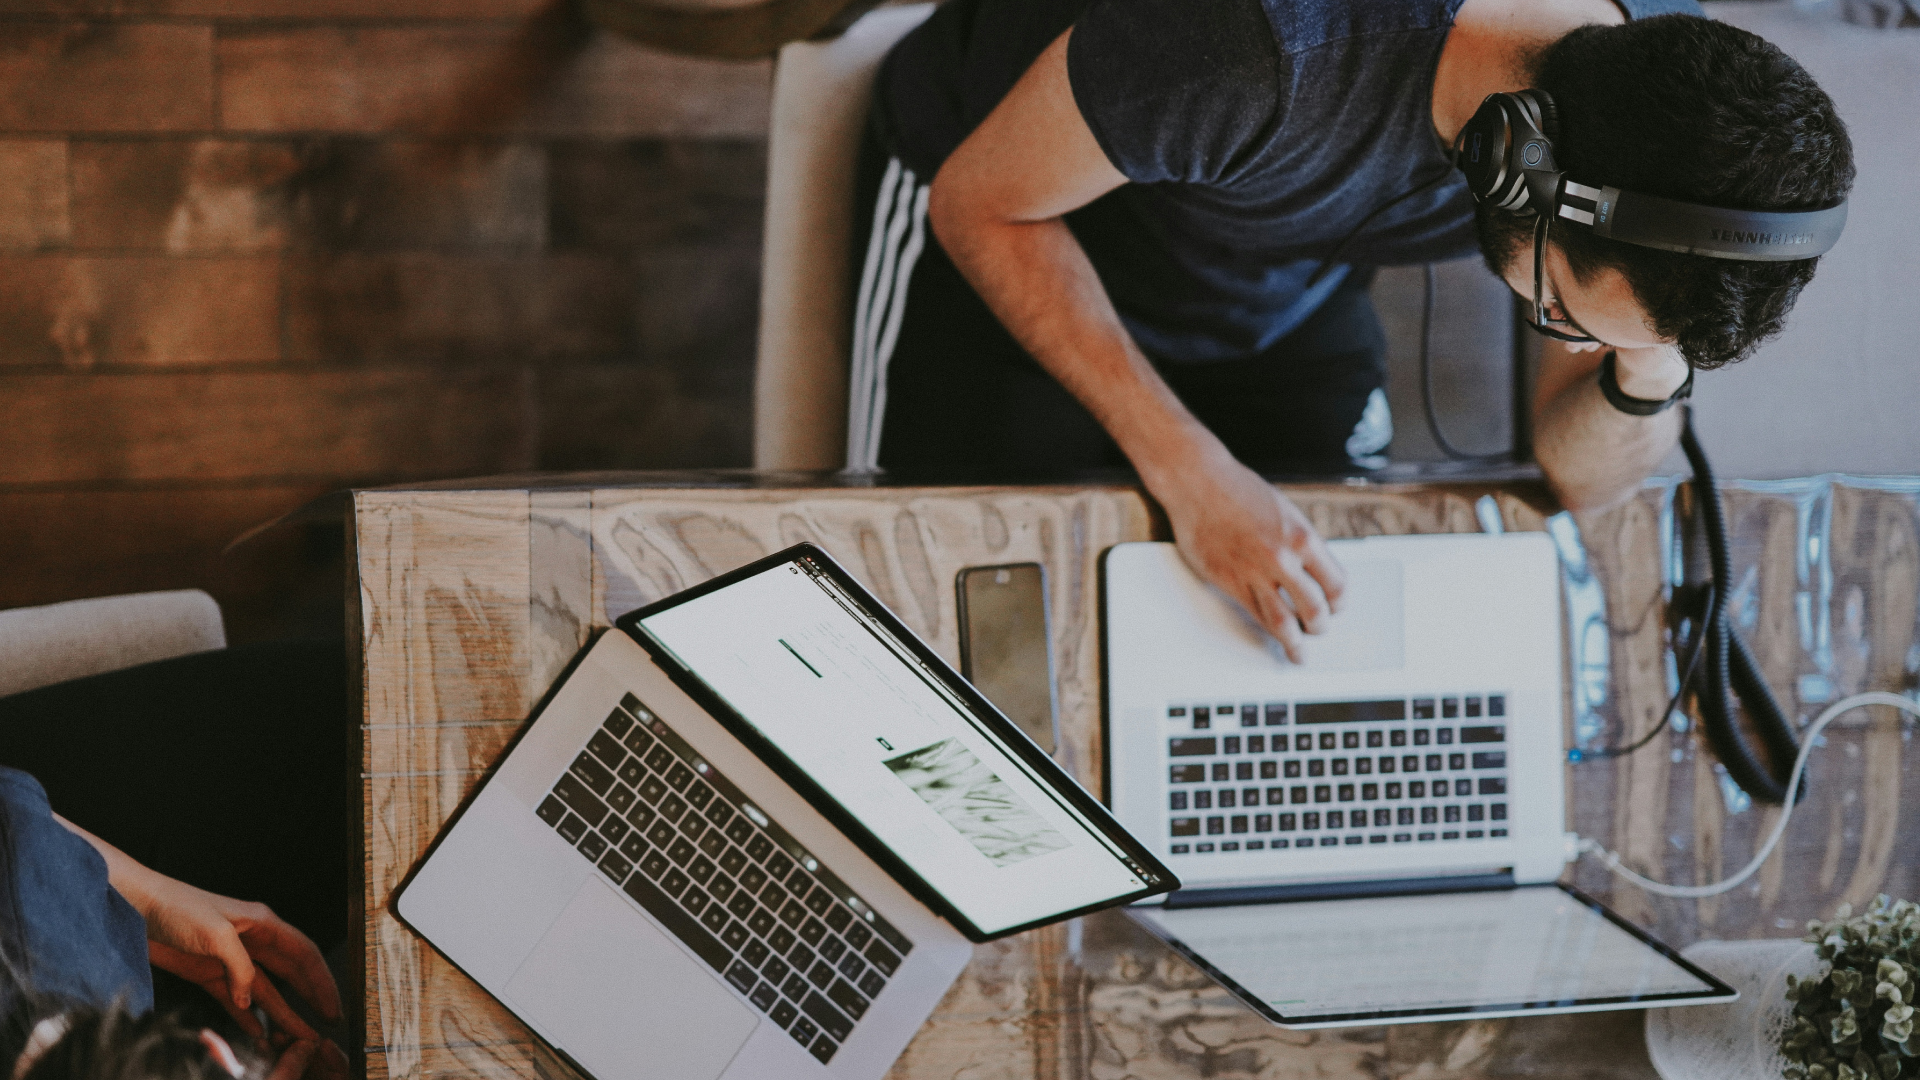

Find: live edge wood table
<box><xmin>349</xmin><ymin>470</ymin><xmax>1920</xmax><ymax>1080</ymax></box>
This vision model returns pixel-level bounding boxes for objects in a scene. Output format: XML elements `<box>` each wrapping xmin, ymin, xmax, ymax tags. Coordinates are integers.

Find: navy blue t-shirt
<box><xmin>876</xmin><ymin>0</ymin><xmax>1704</xmax><ymax>363</ymax></box>
<box><xmin>0</xmin><ymin>769</ymin><xmax>152</xmax><ymax>1017</ymax></box>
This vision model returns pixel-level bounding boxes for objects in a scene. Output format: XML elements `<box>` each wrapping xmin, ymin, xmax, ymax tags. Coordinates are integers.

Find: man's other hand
<box><xmin>1152</xmin><ymin>451</ymin><xmax>1347</xmax><ymax>661</ymax></box>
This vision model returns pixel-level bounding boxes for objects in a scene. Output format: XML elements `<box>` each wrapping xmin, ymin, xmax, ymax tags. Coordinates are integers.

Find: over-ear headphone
<box><xmin>1456</xmin><ymin>89</ymin><xmax>1848</xmax><ymax>261</ymax></box>
<box><xmin>1455</xmin><ymin>92</ymin><xmax>1839</xmax><ymax>807</ymax></box>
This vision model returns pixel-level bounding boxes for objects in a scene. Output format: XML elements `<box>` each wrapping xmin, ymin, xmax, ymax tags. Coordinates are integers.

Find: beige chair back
<box><xmin>753</xmin><ymin>3</ymin><xmax>936</xmax><ymax>471</ymax></box>
<box><xmin>0</xmin><ymin>590</ymin><xmax>226</xmax><ymax>699</ymax></box>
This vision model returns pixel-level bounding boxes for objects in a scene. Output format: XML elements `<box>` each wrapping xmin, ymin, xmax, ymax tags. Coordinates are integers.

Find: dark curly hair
<box><xmin>10</xmin><ymin>1002</ymin><xmax>263</xmax><ymax>1080</ymax></box>
<box><xmin>1476</xmin><ymin>14</ymin><xmax>1854</xmax><ymax>369</ymax></box>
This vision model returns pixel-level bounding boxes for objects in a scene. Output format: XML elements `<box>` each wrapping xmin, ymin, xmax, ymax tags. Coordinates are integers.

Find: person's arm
<box><xmin>54</xmin><ymin>813</ymin><xmax>346</xmax><ymax>1079</ymax></box>
<box><xmin>1530</xmin><ymin>340</ymin><xmax>1688</xmax><ymax>511</ymax></box>
<box><xmin>929</xmin><ymin>28</ymin><xmax>1346</xmax><ymax>657</ymax></box>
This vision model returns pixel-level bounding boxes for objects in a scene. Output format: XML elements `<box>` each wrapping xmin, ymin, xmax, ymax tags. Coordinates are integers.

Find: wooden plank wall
<box><xmin>0</xmin><ymin>0</ymin><xmax>770</xmax><ymax>640</ymax></box>
<box><xmin>350</xmin><ymin>478</ymin><xmax>1920</xmax><ymax>1079</ymax></box>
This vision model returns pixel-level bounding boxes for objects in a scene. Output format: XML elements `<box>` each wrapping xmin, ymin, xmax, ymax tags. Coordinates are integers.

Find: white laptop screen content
<box><xmin>1142</xmin><ymin>885</ymin><xmax>1717</xmax><ymax>1022</ymax></box>
<box><xmin>638</xmin><ymin>559</ymin><xmax>1147</xmax><ymax>936</ymax></box>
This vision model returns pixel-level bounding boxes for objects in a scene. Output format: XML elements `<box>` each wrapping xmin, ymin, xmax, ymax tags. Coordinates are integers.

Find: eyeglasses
<box><xmin>1525</xmin><ymin>214</ymin><xmax>1600</xmax><ymax>345</ymax></box>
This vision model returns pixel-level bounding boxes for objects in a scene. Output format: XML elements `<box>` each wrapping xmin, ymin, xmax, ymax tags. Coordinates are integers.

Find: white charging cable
<box><xmin>1573</xmin><ymin>691</ymin><xmax>1920</xmax><ymax>899</ymax></box>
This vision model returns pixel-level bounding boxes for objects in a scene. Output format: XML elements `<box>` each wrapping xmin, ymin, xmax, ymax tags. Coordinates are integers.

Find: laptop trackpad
<box><xmin>505</xmin><ymin>878</ymin><xmax>759</xmax><ymax>1080</ymax></box>
<box><xmin>1260</xmin><ymin>557</ymin><xmax>1405</xmax><ymax>672</ymax></box>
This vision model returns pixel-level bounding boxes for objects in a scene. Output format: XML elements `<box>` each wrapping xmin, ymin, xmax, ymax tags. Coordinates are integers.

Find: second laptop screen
<box><xmin>637</xmin><ymin>556</ymin><xmax>1148</xmax><ymax>936</ymax></box>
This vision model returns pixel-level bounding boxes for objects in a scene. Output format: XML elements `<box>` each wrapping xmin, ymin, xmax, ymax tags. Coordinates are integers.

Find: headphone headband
<box><xmin>1456</xmin><ymin>91</ymin><xmax>1846</xmax><ymax>262</ymax></box>
<box><xmin>1558</xmin><ymin>182</ymin><xmax>1847</xmax><ymax>261</ymax></box>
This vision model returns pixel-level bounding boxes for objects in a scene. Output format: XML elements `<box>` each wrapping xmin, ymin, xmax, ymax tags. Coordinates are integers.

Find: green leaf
<box><xmin>1838</xmin><ymin>1004</ymin><xmax>1865</xmax><ymax>1047</ymax></box>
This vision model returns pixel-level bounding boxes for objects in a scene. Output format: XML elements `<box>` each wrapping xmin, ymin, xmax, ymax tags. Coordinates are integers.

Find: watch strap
<box><xmin>1599</xmin><ymin>351</ymin><xmax>1693</xmax><ymax>416</ymax></box>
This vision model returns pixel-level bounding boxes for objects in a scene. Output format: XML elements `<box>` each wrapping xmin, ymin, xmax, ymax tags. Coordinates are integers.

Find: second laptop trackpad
<box><xmin>505</xmin><ymin>878</ymin><xmax>759</xmax><ymax>1080</ymax></box>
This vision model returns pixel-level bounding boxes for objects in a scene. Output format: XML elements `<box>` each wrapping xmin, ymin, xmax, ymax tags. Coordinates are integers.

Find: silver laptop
<box><xmin>397</xmin><ymin>544</ymin><xmax>1175</xmax><ymax>1080</ymax></box>
<box><xmin>1102</xmin><ymin>534</ymin><xmax>1734</xmax><ymax>1027</ymax></box>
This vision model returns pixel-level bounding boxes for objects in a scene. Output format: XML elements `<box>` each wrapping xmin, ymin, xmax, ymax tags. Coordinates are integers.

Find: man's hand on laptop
<box><xmin>1150</xmin><ymin>449</ymin><xmax>1346</xmax><ymax>662</ymax></box>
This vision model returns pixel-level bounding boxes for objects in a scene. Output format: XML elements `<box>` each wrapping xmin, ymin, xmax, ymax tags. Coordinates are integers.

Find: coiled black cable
<box><xmin>1572</xmin><ymin>580</ymin><xmax>1713</xmax><ymax>762</ymax></box>
<box><xmin>1573</xmin><ymin>405</ymin><xmax>1803</xmax><ymax>804</ymax></box>
<box><xmin>1677</xmin><ymin>405</ymin><xmax>1803</xmax><ymax>803</ymax></box>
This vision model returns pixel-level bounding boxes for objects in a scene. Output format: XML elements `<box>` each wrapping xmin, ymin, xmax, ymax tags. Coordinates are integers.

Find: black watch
<box><xmin>1598</xmin><ymin>350</ymin><xmax>1693</xmax><ymax>416</ymax></box>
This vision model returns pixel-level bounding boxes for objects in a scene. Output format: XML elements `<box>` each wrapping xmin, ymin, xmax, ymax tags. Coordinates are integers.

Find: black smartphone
<box><xmin>956</xmin><ymin>562</ymin><xmax>1058</xmax><ymax>755</ymax></box>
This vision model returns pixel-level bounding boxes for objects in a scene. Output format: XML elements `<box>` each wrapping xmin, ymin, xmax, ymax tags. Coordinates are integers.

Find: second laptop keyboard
<box><xmin>1162</xmin><ymin>694</ymin><xmax>1511</xmax><ymax>854</ymax></box>
<box><xmin>536</xmin><ymin>692</ymin><xmax>914</xmax><ymax>1066</ymax></box>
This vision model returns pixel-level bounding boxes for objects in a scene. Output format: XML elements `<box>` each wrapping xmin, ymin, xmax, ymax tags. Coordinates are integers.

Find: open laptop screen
<box><xmin>631</xmin><ymin>547</ymin><xmax>1169</xmax><ymax>938</ymax></box>
<box><xmin>1131</xmin><ymin>883</ymin><xmax>1733</xmax><ymax>1026</ymax></box>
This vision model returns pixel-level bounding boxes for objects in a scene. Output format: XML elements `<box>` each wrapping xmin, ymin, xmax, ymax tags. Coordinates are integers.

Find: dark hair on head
<box><xmin>12</xmin><ymin>1002</ymin><xmax>261</xmax><ymax>1080</ymax></box>
<box><xmin>1476</xmin><ymin>14</ymin><xmax>1855</xmax><ymax>368</ymax></box>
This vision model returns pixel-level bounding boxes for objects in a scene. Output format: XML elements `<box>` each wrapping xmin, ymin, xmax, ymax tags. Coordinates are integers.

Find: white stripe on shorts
<box><xmin>846</xmin><ymin>157</ymin><xmax>931</xmax><ymax>472</ymax></box>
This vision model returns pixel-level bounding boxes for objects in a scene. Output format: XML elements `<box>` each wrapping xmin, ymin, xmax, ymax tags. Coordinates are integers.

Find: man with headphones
<box><xmin>853</xmin><ymin>0</ymin><xmax>1853</xmax><ymax>654</ymax></box>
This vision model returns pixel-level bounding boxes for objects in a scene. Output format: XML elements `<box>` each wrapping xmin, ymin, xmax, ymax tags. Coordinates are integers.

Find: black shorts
<box><xmin>847</xmin><ymin>132</ymin><xmax>1390</xmax><ymax>479</ymax></box>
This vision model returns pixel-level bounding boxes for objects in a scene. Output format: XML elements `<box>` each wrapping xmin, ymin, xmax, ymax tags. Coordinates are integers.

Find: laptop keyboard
<box><xmin>1161</xmin><ymin>695</ymin><xmax>1510</xmax><ymax>855</ymax></box>
<box><xmin>535</xmin><ymin>693</ymin><xmax>914</xmax><ymax>1065</ymax></box>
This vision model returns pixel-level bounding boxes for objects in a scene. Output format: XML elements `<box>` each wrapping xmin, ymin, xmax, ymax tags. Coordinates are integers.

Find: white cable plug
<box><xmin>1574</xmin><ymin>691</ymin><xmax>1920</xmax><ymax>899</ymax></box>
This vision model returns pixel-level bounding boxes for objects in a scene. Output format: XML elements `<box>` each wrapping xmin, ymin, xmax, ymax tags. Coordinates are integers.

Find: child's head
<box><xmin>10</xmin><ymin>1004</ymin><xmax>263</xmax><ymax>1080</ymax></box>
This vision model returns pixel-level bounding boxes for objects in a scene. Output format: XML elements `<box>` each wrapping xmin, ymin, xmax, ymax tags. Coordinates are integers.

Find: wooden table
<box><xmin>350</xmin><ymin>471</ymin><xmax>1920</xmax><ymax>1079</ymax></box>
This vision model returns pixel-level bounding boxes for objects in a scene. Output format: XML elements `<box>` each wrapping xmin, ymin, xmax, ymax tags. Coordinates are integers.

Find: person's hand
<box><xmin>1612</xmin><ymin>342</ymin><xmax>1691</xmax><ymax>400</ymax></box>
<box><xmin>1148</xmin><ymin>448</ymin><xmax>1346</xmax><ymax>661</ymax></box>
<box><xmin>118</xmin><ymin>868</ymin><xmax>346</xmax><ymax>1079</ymax></box>
<box><xmin>49</xmin><ymin>814</ymin><xmax>346</xmax><ymax>1079</ymax></box>
<box><xmin>265</xmin><ymin>1039</ymin><xmax>323</xmax><ymax>1080</ymax></box>
<box><xmin>199</xmin><ymin>1029</ymin><xmax>324</xmax><ymax>1080</ymax></box>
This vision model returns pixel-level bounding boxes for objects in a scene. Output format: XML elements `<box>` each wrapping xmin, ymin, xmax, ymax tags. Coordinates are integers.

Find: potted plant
<box><xmin>1781</xmin><ymin>896</ymin><xmax>1919</xmax><ymax>1080</ymax></box>
<box><xmin>1646</xmin><ymin>896</ymin><xmax>1920</xmax><ymax>1080</ymax></box>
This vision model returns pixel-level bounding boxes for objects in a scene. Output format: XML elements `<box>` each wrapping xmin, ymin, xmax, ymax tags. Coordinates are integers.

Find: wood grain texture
<box><xmin>354</xmin><ymin>476</ymin><xmax>1920</xmax><ymax>1080</ymax></box>
<box><xmin>0</xmin><ymin>22</ymin><xmax>213</xmax><ymax>133</ymax></box>
<box><xmin>357</xmin><ymin>490</ymin><xmax>533</xmax><ymax>1072</ymax></box>
<box><xmin>1562</xmin><ymin>479</ymin><xmax>1920</xmax><ymax>950</ymax></box>
<box><xmin>0</xmin><ymin>367</ymin><xmax>538</xmax><ymax>484</ymax></box>
<box><xmin>0</xmin><ymin>253</ymin><xmax>281</xmax><ymax>368</ymax></box>
<box><xmin>0</xmin><ymin>138</ymin><xmax>69</xmax><ymax>248</ymax></box>
<box><xmin>217</xmin><ymin>24</ymin><xmax>770</xmax><ymax>137</ymax></box>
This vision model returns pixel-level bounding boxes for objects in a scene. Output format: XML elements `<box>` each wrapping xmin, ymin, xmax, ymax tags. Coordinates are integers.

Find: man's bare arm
<box><xmin>1531</xmin><ymin>341</ymin><xmax>1688</xmax><ymax>511</ymax></box>
<box><xmin>928</xmin><ymin>33</ymin><xmax>1193</xmax><ymax>487</ymax></box>
<box><xmin>929</xmin><ymin>28</ymin><xmax>1346</xmax><ymax>657</ymax></box>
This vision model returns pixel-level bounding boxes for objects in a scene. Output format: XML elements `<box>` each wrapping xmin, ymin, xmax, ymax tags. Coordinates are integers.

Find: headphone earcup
<box><xmin>1457</xmin><ymin>95</ymin><xmax>1517</xmax><ymax>207</ymax></box>
<box><xmin>1457</xmin><ymin>91</ymin><xmax>1560</xmax><ymax>214</ymax></box>
<box><xmin>1525</xmin><ymin>89</ymin><xmax>1560</xmax><ymax>143</ymax></box>
<box><xmin>1502</xmin><ymin>90</ymin><xmax>1561</xmax><ymax>214</ymax></box>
